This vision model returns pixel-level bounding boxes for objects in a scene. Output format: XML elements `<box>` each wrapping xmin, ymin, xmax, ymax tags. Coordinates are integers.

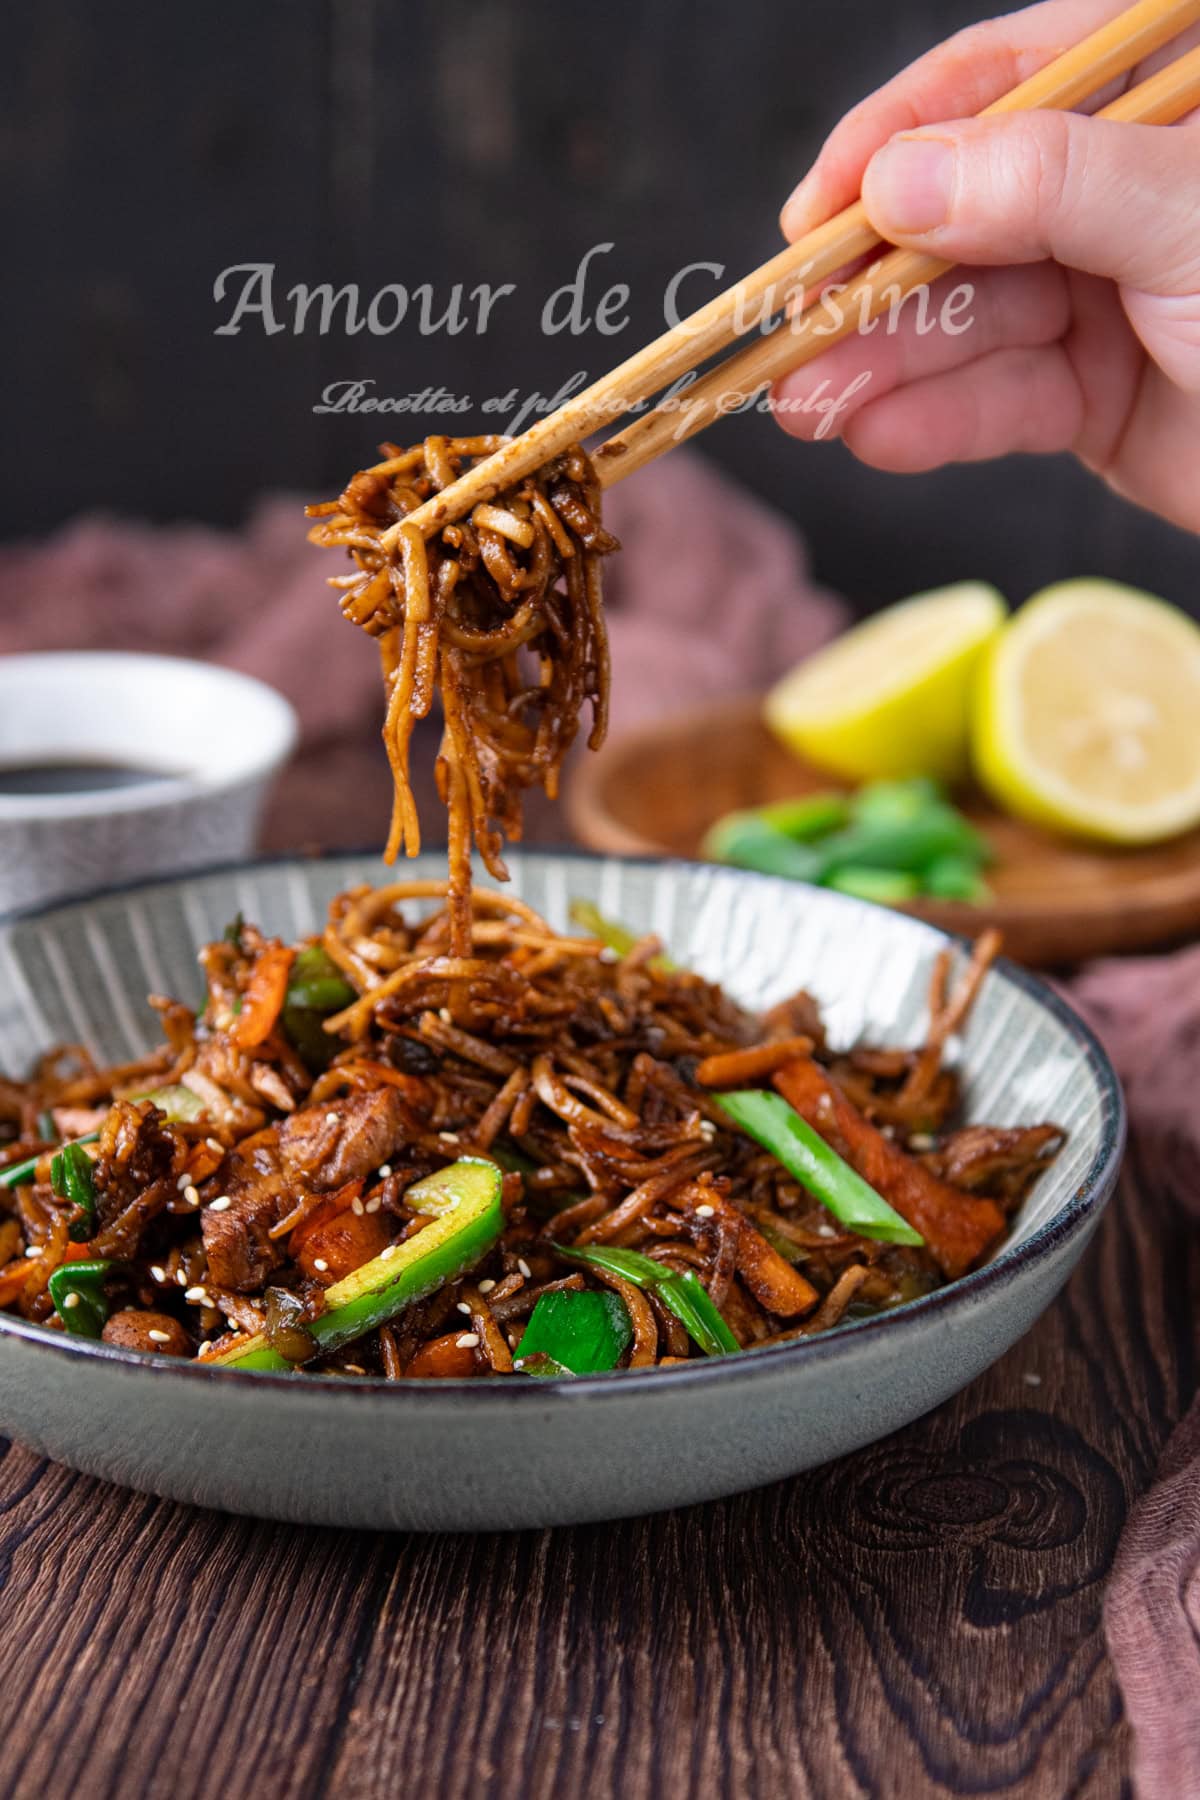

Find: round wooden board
<box><xmin>565</xmin><ymin>694</ymin><xmax>1200</xmax><ymax>966</ymax></box>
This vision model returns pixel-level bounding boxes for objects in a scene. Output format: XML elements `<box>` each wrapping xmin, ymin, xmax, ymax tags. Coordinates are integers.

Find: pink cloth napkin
<box><xmin>0</xmin><ymin>452</ymin><xmax>845</xmax><ymax>847</ymax></box>
<box><xmin>0</xmin><ymin>453</ymin><xmax>1196</xmax><ymax>1792</ymax></box>
<box><xmin>1070</xmin><ymin>949</ymin><xmax>1200</xmax><ymax>1799</ymax></box>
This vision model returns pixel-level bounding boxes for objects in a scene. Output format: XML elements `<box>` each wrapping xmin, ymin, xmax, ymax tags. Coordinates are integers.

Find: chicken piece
<box><xmin>279</xmin><ymin>1087</ymin><xmax>410</xmax><ymax>1191</ymax></box>
<box><xmin>200</xmin><ymin>1149</ymin><xmax>288</xmax><ymax>1292</ymax></box>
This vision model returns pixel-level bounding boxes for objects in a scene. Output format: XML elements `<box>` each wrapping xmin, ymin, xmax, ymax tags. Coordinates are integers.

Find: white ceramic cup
<box><xmin>0</xmin><ymin>652</ymin><xmax>298</xmax><ymax>915</ymax></box>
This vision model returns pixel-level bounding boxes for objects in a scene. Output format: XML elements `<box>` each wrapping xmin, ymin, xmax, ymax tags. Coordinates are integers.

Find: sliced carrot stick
<box><xmin>695</xmin><ymin>1036</ymin><xmax>814</xmax><ymax>1089</ymax></box>
<box><xmin>773</xmin><ymin>1059</ymin><xmax>1005</xmax><ymax>1280</ymax></box>
<box><xmin>233</xmin><ymin>944</ymin><xmax>295</xmax><ymax>1050</ymax></box>
<box><xmin>732</xmin><ymin>1214</ymin><xmax>820</xmax><ymax>1317</ymax></box>
<box><xmin>404</xmin><ymin>1331</ymin><xmax>480</xmax><ymax>1377</ymax></box>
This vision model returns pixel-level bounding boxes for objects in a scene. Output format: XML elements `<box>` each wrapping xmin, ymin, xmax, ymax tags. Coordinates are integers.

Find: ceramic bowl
<box><xmin>0</xmin><ymin>652</ymin><xmax>298</xmax><ymax>913</ymax></box>
<box><xmin>0</xmin><ymin>851</ymin><xmax>1123</xmax><ymax>1531</ymax></box>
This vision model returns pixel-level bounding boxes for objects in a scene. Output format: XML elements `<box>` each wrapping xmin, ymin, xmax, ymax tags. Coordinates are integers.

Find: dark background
<box><xmin>4</xmin><ymin>0</ymin><xmax>1198</xmax><ymax>615</ymax></box>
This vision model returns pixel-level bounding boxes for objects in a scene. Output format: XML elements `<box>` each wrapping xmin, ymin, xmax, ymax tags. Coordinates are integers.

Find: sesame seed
<box><xmin>206</xmin><ymin>1137</ymin><xmax>225</xmax><ymax>1155</ymax></box>
<box><xmin>176</xmin><ymin>1171</ymin><xmax>192</xmax><ymax>1190</ymax></box>
<box><xmin>313</xmin><ymin>1259</ymin><xmax>329</xmax><ymax>1273</ymax></box>
<box><xmin>909</xmin><ymin>1133</ymin><xmax>935</xmax><ymax>1152</ymax></box>
<box><xmin>380</xmin><ymin>1244</ymin><xmax>397</xmax><ymax>1259</ymax></box>
<box><xmin>23</xmin><ymin>1245</ymin><xmax>40</xmax><ymax>1259</ymax></box>
<box><xmin>517</xmin><ymin>1258</ymin><xmax>532</xmax><ymax>1279</ymax></box>
<box><xmin>378</xmin><ymin>1163</ymin><xmax>392</xmax><ymax>1178</ymax></box>
<box><xmin>1023</xmin><ymin>1372</ymin><xmax>1042</xmax><ymax>1387</ymax></box>
<box><xmin>365</xmin><ymin>1197</ymin><xmax>382</xmax><ymax>1214</ymax></box>
<box><xmin>439</xmin><ymin>1007</ymin><xmax>453</xmax><ymax>1024</ymax></box>
<box><xmin>148</xmin><ymin>1329</ymin><xmax>171</xmax><ymax>1345</ymax></box>
<box><xmin>351</xmin><ymin>1197</ymin><xmax>365</xmax><ymax>1216</ymax></box>
<box><xmin>184</xmin><ymin>1286</ymin><xmax>209</xmax><ymax>1304</ymax></box>
<box><xmin>208</xmin><ymin>1195</ymin><xmax>232</xmax><ymax>1213</ymax></box>
<box><xmin>456</xmin><ymin>1332</ymin><xmax>480</xmax><ymax>1349</ymax></box>
<box><xmin>478</xmin><ymin>1279</ymin><xmax>496</xmax><ymax>1294</ymax></box>
<box><xmin>439</xmin><ymin>1130</ymin><xmax>459</xmax><ymax>1144</ymax></box>
<box><xmin>197</xmin><ymin>1340</ymin><xmax>213</xmax><ymax>1357</ymax></box>
<box><xmin>456</xmin><ymin>1301</ymin><xmax>472</xmax><ymax>1315</ymax></box>
<box><xmin>698</xmin><ymin>1120</ymin><xmax>717</xmax><ymax>1140</ymax></box>
<box><xmin>694</xmin><ymin>1203</ymin><xmax>716</xmax><ymax>1219</ymax></box>
<box><xmin>184</xmin><ymin>1185</ymin><xmax>200</xmax><ymax>1208</ymax></box>
<box><xmin>345</xmin><ymin>1364</ymin><xmax>366</xmax><ymax>1376</ymax></box>
<box><xmin>150</xmin><ymin>1265</ymin><xmax>167</xmax><ymax>1283</ymax></box>
<box><xmin>325</xmin><ymin>1111</ymin><xmax>340</xmax><ymax>1126</ymax></box>
<box><xmin>176</xmin><ymin>1270</ymin><xmax>188</xmax><ymax>1285</ymax></box>
<box><xmin>224</xmin><ymin>1109</ymin><xmax>236</xmax><ymax>1123</ymax></box>
<box><xmin>599</xmin><ymin>947</ymin><xmax>618</xmax><ymax>964</ymax></box>
<box><xmin>62</xmin><ymin>1292</ymin><xmax>80</xmax><ymax>1310</ymax></box>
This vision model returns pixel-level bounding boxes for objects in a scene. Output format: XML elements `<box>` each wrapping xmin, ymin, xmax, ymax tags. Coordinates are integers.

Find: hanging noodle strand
<box><xmin>306</xmin><ymin>437</ymin><xmax>618</xmax><ymax>956</ymax></box>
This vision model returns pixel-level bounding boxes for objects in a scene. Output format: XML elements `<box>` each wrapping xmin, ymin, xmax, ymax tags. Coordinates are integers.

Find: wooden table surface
<box><xmin>0</xmin><ymin>781</ymin><xmax>1195</xmax><ymax>1799</ymax></box>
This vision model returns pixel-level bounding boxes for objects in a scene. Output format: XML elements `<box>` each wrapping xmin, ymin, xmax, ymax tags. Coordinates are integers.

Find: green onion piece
<box><xmin>715</xmin><ymin>1089</ymin><xmax>924</xmax><ymax>1246</ymax></box>
<box><xmin>826</xmin><ymin>867</ymin><xmax>922</xmax><ymax>904</ymax></box>
<box><xmin>923</xmin><ymin>853</ymin><xmax>991</xmax><ymax>902</ymax></box>
<box><xmin>515</xmin><ymin>1351</ymin><xmax>575</xmax><ymax>1378</ymax></box>
<box><xmin>848</xmin><ymin>777</ymin><xmax>945</xmax><ymax>827</ymax></box>
<box><xmin>285</xmin><ymin>946</ymin><xmax>356</xmax><ymax>1013</ymax></box>
<box><xmin>50</xmin><ymin>1142</ymin><xmax>97</xmax><ymax>1242</ymax></box>
<box><xmin>757</xmin><ymin>794</ymin><xmax>851</xmax><ymax>839</ymax></box>
<box><xmin>559</xmin><ymin>1244</ymin><xmax>739</xmax><ymax>1357</ymax></box>
<box><xmin>515</xmin><ymin>1288</ymin><xmax>632</xmax><ymax>1375</ymax></box>
<box><xmin>36</xmin><ymin>1110</ymin><xmax>57</xmax><ymax>1144</ymax></box>
<box><xmin>567</xmin><ymin>900</ymin><xmax>676</xmax><ymax>970</ymax></box>
<box><xmin>210</xmin><ymin>1157</ymin><xmax>505</xmax><ymax>1370</ymax></box>
<box><xmin>1</xmin><ymin>1141</ymin><xmax>90</xmax><ymax>1190</ymax></box>
<box><xmin>281</xmin><ymin>946</ymin><xmax>358</xmax><ymax>1070</ymax></box>
<box><xmin>700</xmin><ymin>813</ymin><xmax>826</xmax><ymax>881</ymax></box>
<box><xmin>48</xmin><ymin>1260</ymin><xmax>112</xmax><ymax>1339</ymax></box>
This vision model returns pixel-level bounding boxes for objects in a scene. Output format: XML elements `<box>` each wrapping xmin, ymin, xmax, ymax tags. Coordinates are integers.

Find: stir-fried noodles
<box><xmin>306</xmin><ymin>437</ymin><xmax>616</xmax><ymax>956</ymax></box>
<box><xmin>0</xmin><ymin>886</ymin><xmax>1063</xmax><ymax>1375</ymax></box>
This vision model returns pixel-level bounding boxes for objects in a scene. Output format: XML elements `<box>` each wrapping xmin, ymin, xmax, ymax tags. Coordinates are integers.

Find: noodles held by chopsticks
<box><xmin>307</xmin><ymin>437</ymin><xmax>618</xmax><ymax>955</ymax></box>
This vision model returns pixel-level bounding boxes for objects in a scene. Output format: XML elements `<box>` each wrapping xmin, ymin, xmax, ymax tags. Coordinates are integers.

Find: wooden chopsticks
<box><xmin>596</xmin><ymin>39</ymin><xmax>1200</xmax><ymax>485</ymax></box>
<box><xmin>385</xmin><ymin>0</ymin><xmax>1200</xmax><ymax>541</ymax></box>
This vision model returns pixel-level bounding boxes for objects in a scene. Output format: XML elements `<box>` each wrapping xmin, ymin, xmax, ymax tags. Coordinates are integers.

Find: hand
<box><xmin>773</xmin><ymin>0</ymin><xmax>1200</xmax><ymax>534</ymax></box>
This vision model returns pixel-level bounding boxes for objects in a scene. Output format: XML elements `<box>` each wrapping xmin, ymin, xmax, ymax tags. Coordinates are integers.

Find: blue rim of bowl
<box><xmin>0</xmin><ymin>848</ymin><xmax>1126</xmax><ymax>1404</ymax></box>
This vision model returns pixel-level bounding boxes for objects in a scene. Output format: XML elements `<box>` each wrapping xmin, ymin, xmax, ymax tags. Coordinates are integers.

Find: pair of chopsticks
<box><xmin>386</xmin><ymin>0</ymin><xmax>1200</xmax><ymax>544</ymax></box>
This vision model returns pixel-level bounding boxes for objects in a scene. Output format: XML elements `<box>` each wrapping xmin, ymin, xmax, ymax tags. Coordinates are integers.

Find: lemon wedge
<box><xmin>972</xmin><ymin>579</ymin><xmax>1200</xmax><ymax>845</ymax></box>
<box><xmin>764</xmin><ymin>582</ymin><xmax>1007</xmax><ymax>782</ymax></box>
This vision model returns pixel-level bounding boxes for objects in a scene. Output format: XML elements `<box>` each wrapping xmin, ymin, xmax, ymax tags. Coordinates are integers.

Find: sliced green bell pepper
<box><xmin>210</xmin><ymin>1157</ymin><xmax>505</xmax><ymax>1371</ymax></box>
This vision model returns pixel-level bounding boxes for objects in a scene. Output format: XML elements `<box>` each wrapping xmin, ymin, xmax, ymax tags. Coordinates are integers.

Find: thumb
<box><xmin>861</xmin><ymin>111</ymin><xmax>1200</xmax><ymax>294</ymax></box>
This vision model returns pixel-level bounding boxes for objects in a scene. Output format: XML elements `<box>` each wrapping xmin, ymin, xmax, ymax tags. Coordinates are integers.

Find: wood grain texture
<box><xmin>566</xmin><ymin>696</ymin><xmax>1200</xmax><ymax>966</ymax></box>
<box><xmin>0</xmin><ymin>1137</ymin><xmax>1192</xmax><ymax>1800</ymax></box>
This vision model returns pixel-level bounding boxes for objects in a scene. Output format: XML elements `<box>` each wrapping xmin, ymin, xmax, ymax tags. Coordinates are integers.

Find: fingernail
<box><xmin>780</xmin><ymin>172</ymin><xmax>819</xmax><ymax>239</ymax></box>
<box><xmin>867</xmin><ymin>136</ymin><xmax>954</xmax><ymax>234</ymax></box>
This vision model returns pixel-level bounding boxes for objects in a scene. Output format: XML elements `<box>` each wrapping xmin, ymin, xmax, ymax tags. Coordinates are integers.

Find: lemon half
<box><xmin>972</xmin><ymin>578</ymin><xmax>1200</xmax><ymax>845</ymax></box>
<box><xmin>764</xmin><ymin>582</ymin><xmax>1007</xmax><ymax>782</ymax></box>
